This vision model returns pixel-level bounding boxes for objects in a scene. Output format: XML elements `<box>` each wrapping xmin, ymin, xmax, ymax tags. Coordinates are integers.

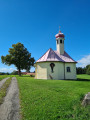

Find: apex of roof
<box><xmin>36</xmin><ymin>48</ymin><xmax>76</xmax><ymax>63</ymax></box>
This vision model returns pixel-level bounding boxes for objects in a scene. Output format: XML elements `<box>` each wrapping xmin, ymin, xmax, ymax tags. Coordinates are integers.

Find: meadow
<box><xmin>16</xmin><ymin>75</ymin><xmax>90</xmax><ymax>120</ymax></box>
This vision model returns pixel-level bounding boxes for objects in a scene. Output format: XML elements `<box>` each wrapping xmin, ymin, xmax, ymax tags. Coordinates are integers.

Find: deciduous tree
<box><xmin>1</xmin><ymin>43</ymin><xmax>35</xmax><ymax>76</ymax></box>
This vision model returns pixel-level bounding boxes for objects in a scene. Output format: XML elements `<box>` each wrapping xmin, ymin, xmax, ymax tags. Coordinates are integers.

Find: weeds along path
<box><xmin>0</xmin><ymin>77</ymin><xmax>20</xmax><ymax>120</ymax></box>
<box><xmin>0</xmin><ymin>77</ymin><xmax>10</xmax><ymax>89</ymax></box>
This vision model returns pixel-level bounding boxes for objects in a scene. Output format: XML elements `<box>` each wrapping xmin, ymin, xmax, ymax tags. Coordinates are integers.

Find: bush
<box><xmin>30</xmin><ymin>75</ymin><xmax>35</xmax><ymax>77</ymax></box>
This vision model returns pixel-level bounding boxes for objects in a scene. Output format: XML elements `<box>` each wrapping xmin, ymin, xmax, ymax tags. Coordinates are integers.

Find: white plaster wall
<box><xmin>36</xmin><ymin>62</ymin><xmax>76</xmax><ymax>80</ymax></box>
<box><xmin>47</xmin><ymin>62</ymin><xmax>64</xmax><ymax>80</ymax></box>
<box><xmin>36</xmin><ymin>62</ymin><xmax>47</xmax><ymax>79</ymax></box>
<box><xmin>56</xmin><ymin>38</ymin><xmax>64</xmax><ymax>55</ymax></box>
<box><xmin>36</xmin><ymin>62</ymin><xmax>65</xmax><ymax>80</ymax></box>
<box><xmin>65</xmin><ymin>63</ymin><xmax>76</xmax><ymax>79</ymax></box>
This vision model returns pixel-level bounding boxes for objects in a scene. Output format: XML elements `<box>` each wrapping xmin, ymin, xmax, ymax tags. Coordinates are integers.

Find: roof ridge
<box><xmin>64</xmin><ymin>51</ymin><xmax>77</xmax><ymax>62</ymax></box>
<box><xmin>53</xmin><ymin>50</ymin><xmax>65</xmax><ymax>62</ymax></box>
<box><xmin>36</xmin><ymin>48</ymin><xmax>51</xmax><ymax>62</ymax></box>
<box><xmin>46</xmin><ymin>48</ymin><xmax>53</xmax><ymax>60</ymax></box>
<box><xmin>55</xmin><ymin>50</ymin><xmax>77</xmax><ymax>63</ymax></box>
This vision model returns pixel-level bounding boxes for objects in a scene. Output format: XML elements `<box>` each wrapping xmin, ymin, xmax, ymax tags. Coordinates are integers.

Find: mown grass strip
<box><xmin>0</xmin><ymin>77</ymin><xmax>12</xmax><ymax>104</ymax></box>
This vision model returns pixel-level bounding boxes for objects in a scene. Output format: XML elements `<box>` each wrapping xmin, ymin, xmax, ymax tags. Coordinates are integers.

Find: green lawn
<box><xmin>17</xmin><ymin>75</ymin><xmax>90</xmax><ymax>120</ymax></box>
<box><xmin>77</xmin><ymin>74</ymin><xmax>90</xmax><ymax>80</ymax></box>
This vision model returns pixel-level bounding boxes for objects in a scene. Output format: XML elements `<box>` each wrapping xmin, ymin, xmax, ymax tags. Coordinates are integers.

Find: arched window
<box><xmin>60</xmin><ymin>40</ymin><xmax>62</xmax><ymax>43</ymax></box>
<box><xmin>50</xmin><ymin>63</ymin><xmax>55</xmax><ymax>73</ymax></box>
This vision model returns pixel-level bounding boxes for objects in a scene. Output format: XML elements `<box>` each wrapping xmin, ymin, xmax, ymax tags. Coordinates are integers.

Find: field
<box><xmin>16</xmin><ymin>75</ymin><xmax>90</xmax><ymax>120</ymax></box>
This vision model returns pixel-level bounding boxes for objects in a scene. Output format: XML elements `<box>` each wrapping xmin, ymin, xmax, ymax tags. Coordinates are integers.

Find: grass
<box><xmin>16</xmin><ymin>75</ymin><xmax>90</xmax><ymax>120</ymax></box>
<box><xmin>77</xmin><ymin>74</ymin><xmax>90</xmax><ymax>81</ymax></box>
<box><xmin>0</xmin><ymin>77</ymin><xmax>12</xmax><ymax>104</ymax></box>
<box><xmin>0</xmin><ymin>75</ymin><xmax>8</xmax><ymax>81</ymax></box>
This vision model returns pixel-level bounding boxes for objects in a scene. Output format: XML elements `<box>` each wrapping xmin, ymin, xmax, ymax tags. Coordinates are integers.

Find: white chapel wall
<box><xmin>47</xmin><ymin>62</ymin><xmax>64</xmax><ymax>80</ymax></box>
<box><xmin>65</xmin><ymin>63</ymin><xmax>76</xmax><ymax>79</ymax></box>
<box><xmin>36</xmin><ymin>62</ymin><xmax>76</xmax><ymax>80</ymax></box>
<box><xmin>36</xmin><ymin>62</ymin><xmax>47</xmax><ymax>79</ymax></box>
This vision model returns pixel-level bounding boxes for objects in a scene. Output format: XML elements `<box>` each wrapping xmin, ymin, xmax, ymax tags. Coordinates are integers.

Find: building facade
<box><xmin>35</xmin><ymin>29</ymin><xmax>77</xmax><ymax>80</ymax></box>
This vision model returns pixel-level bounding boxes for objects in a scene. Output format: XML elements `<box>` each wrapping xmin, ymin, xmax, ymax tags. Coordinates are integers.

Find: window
<box><xmin>50</xmin><ymin>63</ymin><xmax>55</xmax><ymax>73</ymax></box>
<box><xmin>60</xmin><ymin>40</ymin><xmax>62</xmax><ymax>43</ymax></box>
<box><xmin>67</xmin><ymin>67</ymin><xmax>71</xmax><ymax>72</ymax></box>
<box><xmin>57</xmin><ymin>40</ymin><xmax>58</xmax><ymax>44</ymax></box>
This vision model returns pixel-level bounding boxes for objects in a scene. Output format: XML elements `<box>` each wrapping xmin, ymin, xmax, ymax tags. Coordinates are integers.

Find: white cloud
<box><xmin>0</xmin><ymin>67</ymin><xmax>35</xmax><ymax>73</ymax></box>
<box><xmin>0</xmin><ymin>68</ymin><xmax>16</xmax><ymax>73</ymax></box>
<box><xmin>77</xmin><ymin>55</ymin><xmax>90</xmax><ymax>68</ymax></box>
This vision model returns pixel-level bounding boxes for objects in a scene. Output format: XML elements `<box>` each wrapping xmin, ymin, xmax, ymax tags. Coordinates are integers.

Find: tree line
<box><xmin>76</xmin><ymin>65</ymin><xmax>90</xmax><ymax>75</ymax></box>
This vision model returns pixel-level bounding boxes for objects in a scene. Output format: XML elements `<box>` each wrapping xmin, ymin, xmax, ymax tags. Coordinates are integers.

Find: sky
<box><xmin>0</xmin><ymin>0</ymin><xmax>90</xmax><ymax>73</ymax></box>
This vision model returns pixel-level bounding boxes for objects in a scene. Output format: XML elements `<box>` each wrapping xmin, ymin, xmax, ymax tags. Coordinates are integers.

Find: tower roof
<box><xmin>36</xmin><ymin>48</ymin><xmax>76</xmax><ymax>63</ymax></box>
<box><xmin>55</xmin><ymin>27</ymin><xmax>65</xmax><ymax>38</ymax></box>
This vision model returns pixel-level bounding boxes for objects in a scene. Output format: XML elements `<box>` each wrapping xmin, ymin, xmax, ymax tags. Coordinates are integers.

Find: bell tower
<box><xmin>55</xmin><ymin>27</ymin><xmax>65</xmax><ymax>55</ymax></box>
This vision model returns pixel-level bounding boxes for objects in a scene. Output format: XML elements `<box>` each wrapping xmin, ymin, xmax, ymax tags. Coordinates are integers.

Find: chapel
<box><xmin>35</xmin><ymin>28</ymin><xmax>77</xmax><ymax>80</ymax></box>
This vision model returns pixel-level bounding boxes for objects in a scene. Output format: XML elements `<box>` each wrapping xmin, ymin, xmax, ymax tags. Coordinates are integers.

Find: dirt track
<box><xmin>0</xmin><ymin>77</ymin><xmax>9</xmax><ymax>89</ymax></box>
<box><xmin>0</xmin><ymin>77</ymin><xmax>20</xmax><ymax>120</ymax></box>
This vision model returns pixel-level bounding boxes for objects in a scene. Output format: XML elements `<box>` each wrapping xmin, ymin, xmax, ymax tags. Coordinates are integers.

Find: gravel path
<box><xmin>0</xmin><ymin>77</ymin><xmax>10</xmax><ymax>89</ymax></box>
<box><xmin>0</xmin><ymin>77</ymin><xmax>20</xmax><ymax>120</ymax></box>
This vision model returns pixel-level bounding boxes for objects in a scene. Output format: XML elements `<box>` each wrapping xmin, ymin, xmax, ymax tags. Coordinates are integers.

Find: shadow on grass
<box><xmin>65</xmin><ymin>78</ymin><xmax>90</xmax><ymax>81</ymax></box>
<box><xmin>20</xmin><ymin>75</ymin><xmax>35</xmax><ymax>78</ymax></box>
<box><xmin>17</xmin><ymin>75</ymin><xmax>90</xmax><ymax>81</ymax></box>
<box><xmin>76</xmin><ymin>78</ymin><xmax>90</xmax><ymax>81</ymax></box>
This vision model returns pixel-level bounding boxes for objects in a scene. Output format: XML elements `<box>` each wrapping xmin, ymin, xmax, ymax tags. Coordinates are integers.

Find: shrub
<box><xmin>30</xmin><ymin>75</ymin><xmax>35</xmax><ymax>77</ymax></box>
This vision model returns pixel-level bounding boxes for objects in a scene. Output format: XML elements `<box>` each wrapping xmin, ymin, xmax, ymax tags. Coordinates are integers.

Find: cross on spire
<box><xmin>59</xmin><ymin>26</ymin><xmax>60</xmax><ymax>31</ymax></box>
<box><xmin>59</xmin><ymin>26</ymin><xmax>61</xmax><ymax>33</ymax></box>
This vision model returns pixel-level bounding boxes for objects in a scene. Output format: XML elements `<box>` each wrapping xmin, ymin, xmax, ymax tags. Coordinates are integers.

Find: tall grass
<box><xmin>0</xmin><ymin>77</ymin><xmax>12</xmax><ymax>104</ymax></box>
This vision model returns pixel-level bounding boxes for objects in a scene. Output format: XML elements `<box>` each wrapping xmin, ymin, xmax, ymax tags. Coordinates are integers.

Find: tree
<box><xmin>86</xmin><ymin>64</ymin><xmax>90</xmax><ymax>75</ymax></box>
<box><xmin>11</xmin><ymin>70</ymin><xmax>18</xmax><ymax>75</ymax></box>
<box><xmin>76</xmin><ymin>67</ymin><xmax>86</xmax><ymax>74</ymax></box>
<box><xmin>86</xmin><ymin>64</ymin><xmax>90</xmax><ymax>70</ymax></box>
<box><xmin>1</xmin><ymin>43</ymin><xmax>35</xmax><ymax>76</ymax></box>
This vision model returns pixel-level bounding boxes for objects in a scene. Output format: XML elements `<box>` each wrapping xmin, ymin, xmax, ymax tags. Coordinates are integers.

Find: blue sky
<box><xmin>0</xmin><ymin>0</ymin><xmax>90</xmax><ymax>72</ymax></box>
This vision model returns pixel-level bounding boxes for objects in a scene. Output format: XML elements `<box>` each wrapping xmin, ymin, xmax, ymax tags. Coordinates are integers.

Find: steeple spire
<box><xmin>59</xmin><ymin>26</ymin><xmax>61</xmax><ymax>32</ymax></box>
